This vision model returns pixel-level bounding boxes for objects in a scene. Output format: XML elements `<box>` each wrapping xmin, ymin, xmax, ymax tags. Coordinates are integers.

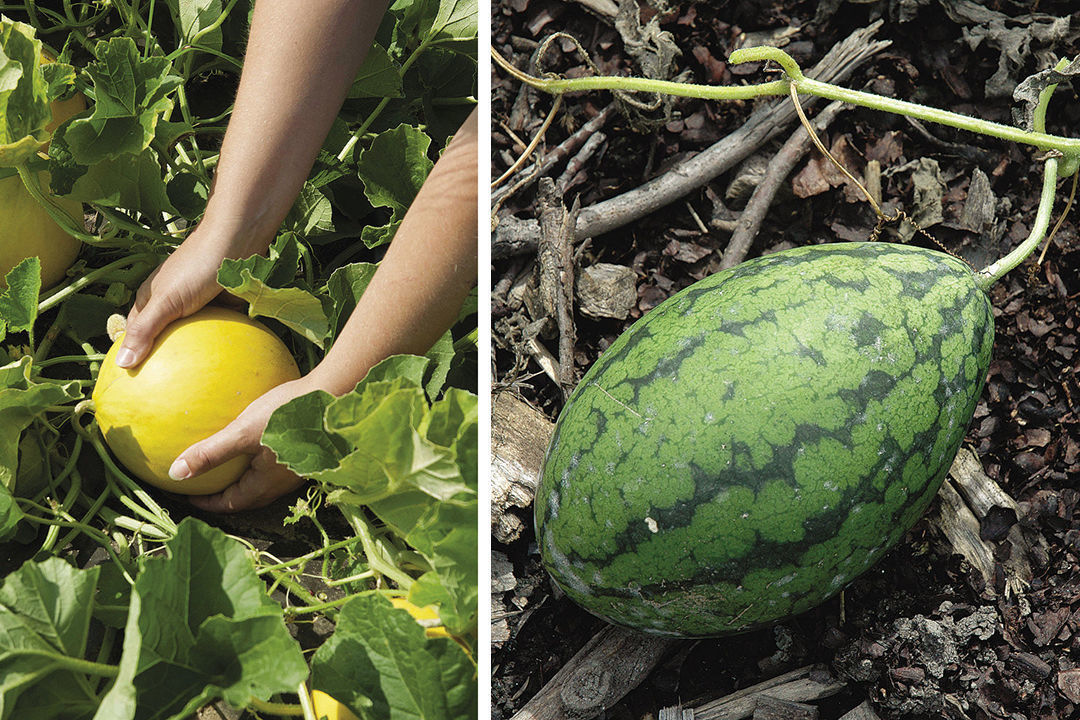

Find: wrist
<box><xmin>187</xmin><ymin>204</ymin><xmax>277</xmax><ymax>259</ymax></box>
<box><xmin>304</xmin><ymin>357</ymin><xmax>371</xmax><ymax>398</ymax></box>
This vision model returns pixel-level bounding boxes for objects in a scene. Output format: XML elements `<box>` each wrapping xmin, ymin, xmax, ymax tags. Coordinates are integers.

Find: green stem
<box><xmin>452</xmin><ymin>328</ymin><xmax>478</xmax><ymax>353</ymax></box>
<box><xmin>38</xmin><ymin>252</ymin><xmax>158</xmax><ymax>313</ymax></box>
<box><xmin>339</xmin><ymin>39</ymin><xmax>433</xmax><ymax>161</ymax></box>
<box><xmin>35</xmin><ymin>353</ymin><xmax>107</xmax><ymax>368</ymax></box>
<box><xmin>3</xmin><ymin>649</ymin><xmax>118</xmax><ymax>678</ymax></box>
<box><xmin>16</xmin><ymin>165</ymin><xmax>98</xmax><ymax>244</ymax></box>
<box><xmin>95</xmin><ymin>207</ymin><xmax>185</xmax><ymax>244</ymax></box>
<box><xmin>54</xmin><ymin>483</ymin><xmax>111</xmax><ymax>554</ymax></box>
<box><xmin>248</xmin><ymin>697</ymin><xmax>305</xmax><ymax>717</ymax></box>
<box><xmin>977</xmin><ymin>157</ymin><xmax>1058</xmax><ymax>290</ymax></box>
<box><xmin>191</xmin><ymin>0</ymin><xmax>241</xmax><ymax>48</ymax></box>
<box><xmin>340</xmin><ymin>505</ymin><xmax>415</xmax><ymax>590</ymax></box>
<box><xmin>270</xmin><ymin>569</ymin><xmax>333</xmax><ymax>616</ymax></box>
<box><xmin>282</xmin><ymin>593</ymin><xmax>355</xmax><ymax>618</ymax></box>
<box><xmin>38</xmin><ymin>448</ymin><xmax>82</xmax><ymax>554</ymax></box>
<box><xmin>794</xmin><ymin>75</ymin><xmax>1079</xmax><ymax>155</ymax></box>
<box><xmin>17</xmin><ymin>500</ymin><xmax>135</xmax><ymax>583</ymax></box>
<box><xmin>255</xmin><ymin>536</ymin><xmax>359</xmax><ymax>575</ymax></box>
<box><xmin>73</xmin><ymin>402</ymin><xmax>178</xmax><ymax>535</ymax></box>
<box><xmin>499</xmin><ymin>45</ymin><xmax>1080</xmax><ymax>161</ymax></box>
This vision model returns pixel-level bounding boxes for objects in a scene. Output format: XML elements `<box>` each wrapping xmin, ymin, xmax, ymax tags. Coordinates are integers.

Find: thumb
<box><xmin>169</xmin><ymin>420</ymin><xmax>255</xmax><ymax>482</ymax></box>
<box><xmin>114</xmin><ymin>295</ymin><xmax>186</xmax><ymax>368</ymax></box>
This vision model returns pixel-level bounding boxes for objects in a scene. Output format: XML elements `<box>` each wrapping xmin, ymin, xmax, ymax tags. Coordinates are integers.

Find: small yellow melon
<box><xmin>93</xmin><ymin>307</ymin><xmax>301</xmax><ymax>495</ymax></box>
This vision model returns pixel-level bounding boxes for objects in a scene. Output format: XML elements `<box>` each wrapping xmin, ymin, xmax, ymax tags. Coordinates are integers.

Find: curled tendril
<box><xmin>727</xmin><ymin>46</ymin><xmax>806</xmax><ymax>83</ymax></box>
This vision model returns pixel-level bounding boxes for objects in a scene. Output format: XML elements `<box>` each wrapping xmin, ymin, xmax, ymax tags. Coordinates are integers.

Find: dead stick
<box><xmin>492</xmin><ymin>21</ymin><xmax>889</xmax><ymax>258</ymax></box>
<box><xmin>510</xmin><ymin>625</ymin><xmax>679</xmax><ymax>720</ymax></box>
<box><xmin>494</xmin><ymin>103</ymin><xmax>617</xmax><ymax>208</ymax></box>
<box><xmin>557</xmin><ymin>131</ymin><xmax>607</xmax><ymax>195</ymax></box>
<box><xmin>536</xmin><ymin>179</ymin><xmax>579</xmax><ymax>395</ymax></box>
<box><xmin>721</xmin><ymin>101</ymin><xmax>845</xmax><ymax>269</ymax></box>
<box><xmin>691</xmin><ymin>665</ymin><xmax>847</xmax><ymax>720</ymax></box>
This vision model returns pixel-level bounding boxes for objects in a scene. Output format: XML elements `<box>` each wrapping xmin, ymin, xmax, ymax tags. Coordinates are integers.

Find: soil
<box><xmin>490</xmin><ymin>2</ymin><xmax>1080</xmax><ymax>719</ymax></box>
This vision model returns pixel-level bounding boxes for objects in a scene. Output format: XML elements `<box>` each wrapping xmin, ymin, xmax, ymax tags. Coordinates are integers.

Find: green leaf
<box><xmin>325</xmin><ymin>261</ymin><xmax>378</xmax><ymax>343</ymax></box>
<box><xmin>309</xmin><ymin>595</ymin><xmax>476</xmax><ymax>720</ymax></box>
<box><xmin>64</xmin><ymin>37</ymin><xmax>181</xmax><ymax>166</ymax></box>
<box><xmin>359</xmin><ymin>220</ymin><xmax>399</xmax><ymax>249</ymax></box>
<box><xmin>324</xmin><ymin>385</ymin><xmax>473</xmax><ymax>504</ymax></box>
<box><xmin>358</xmin><ymin>124</ymin><xmax>432</xmax><ymax>213</ymax></box>
<box><xmin>217</xmin><ymin>266</ymin><xmax>329</xmax><ymax>348</ymax></box>
<box><xmin>286</xmin><ymin>181</ymin><xmax>335</xmax><ymax>236</ymax></box>
<box><xmin>165</xmin><ymin>169</ymin><xmax>208</xmax><ymax>218</ymax></box>
<box><xmin>262</xmin><ymin>390</ymin><xmax>344</xmax><ymax>476</ymax></box>
<box><xmin>67</xmin><ymin>144</ymin><xmax>176</xmax><ymax>215</ymax></box>
<box><xmin>423</xmin><ymin>329</ymin><xmax>455</xmax><ymax>399</ymax></box>
<box><xmin>39</xmin><ymin>61</ymin><xmax>77</xmax><ymax>103</ymax></box>
<box><xmin>0</xmin><ymin>18</ymin><xmax>50</xmax><ymax>166</ymax></box>
<box><xmin>427</xmin><ymin>0</ymin><xmax>478</xmax><ymax>46</ymax></box>
<box><xmin>348</xmin><ymin>43</ymin><xmax>403</xmax><ymax>99</ymax></box>
<box><xmin>356</xmin><ymin>124</ymin><xmax>433</xmax><ymax>248</ymax></box>
<box><xmin>406</xmin><ymin>501</ymin><xmax>478</xmax><ymax>640</ymax></box>
<box><xmin>0</xmin><ymin>557</ymin><xmax>103</xmax><ymax>720</ymax></box>
<box><xmin>166</xmin><ymin>0</ymin><xmax>224</xmax><ymax>53</ymax></box>
<box><xmin>96</xmin><ymin>518</ymin><xmax>307</xmax><ymax>720</ymax></box>
<box><xmin>360</xmin><ymin>354</ymin><xmax>431</xmax><ymax>389</ymax></box>
<box><xmin>0</xmin><ymin>256</ymin><xmax>42</xmax><ymax>340</ymax></box>
<box><xmin>217</xmin><ymin>232</ymin><xmax>302</xmax><ymax>289</ymax></box>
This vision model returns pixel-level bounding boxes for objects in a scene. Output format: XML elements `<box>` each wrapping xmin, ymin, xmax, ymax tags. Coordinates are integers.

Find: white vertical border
<box><xmin>476</xmin><ymin>1</ymin><xmax>493</xmax><ymax>717</ymax></box>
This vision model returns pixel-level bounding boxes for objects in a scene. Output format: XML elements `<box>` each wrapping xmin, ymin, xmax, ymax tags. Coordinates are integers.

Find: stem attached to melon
<box><xmin>975</xmin><ymin>58</ymin><xmax>1072</xmax><ymax>290</ymax></box>
<box><xmin>976</xmin><ymin>156</ymin><xmax>1059</xmax><ymax>291</ymax></box>
<box><xmin>495</xmin><ymin>46</ymin><xmax>1080</xmax><ymax>285</ymax></box>
<box><xmin>73</xmin><ymin>400</ymin><xmax>179</xmax><ymax>536</ymax></box>
<box><xmin>14</xmin><ymin>165</ymin><xmax>99</xmax><ymax>244</ymax></box>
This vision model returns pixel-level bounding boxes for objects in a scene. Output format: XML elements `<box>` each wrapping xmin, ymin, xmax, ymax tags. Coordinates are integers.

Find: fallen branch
<box><xmin>510</xmin><ymin>625</ymin><xmax>679</xmax><ymax>720</ymax></box>
<box><xmin>721</xmin><ymin>100</ymin><xmax>846</xmax><ymax>269</ymax></box>
<box><xmin>659</xmin><ymin>665</ymin><xmax>847</xmax><ymax>720</ymax></box>
<box><xmin>491</xmin><ymin>392</ymin><xmax>554</xmax><ymax>544</ymax></box>
<box><xmin>932</xmin><ymin>446</ymin><xmax>1050</xmax><ymax>597</ymax></box>
<box><xmin>493</xmin><ymin>21</ymin><xmax>890</xmax><ymax>258</ymax></box>
<box><xmin>536</xmin><ymin>179</ymin><xmax>580</xmax><ymax>395</ymax></box>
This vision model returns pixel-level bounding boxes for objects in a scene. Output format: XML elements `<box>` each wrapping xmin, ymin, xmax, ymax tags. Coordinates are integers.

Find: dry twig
<box><xmin>536</xmin><ymin>179</ymin><xmax>579</xmax><ymax>395</ymax></box>
<box><xmin>493</xmin><ymin>21</ymin><xmax>890</xmax><ymax>257</ymax></box>
<box><xmin>721</xmin><ymin>100</ymin><xmax>846</xmax><ymax>268</ymax></box>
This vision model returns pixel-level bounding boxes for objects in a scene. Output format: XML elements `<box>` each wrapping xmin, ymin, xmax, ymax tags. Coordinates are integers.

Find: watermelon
<box><xmin>535</xmin><ymin>242</ymin><xmax>994</xmax><ymax>638</ymax></box>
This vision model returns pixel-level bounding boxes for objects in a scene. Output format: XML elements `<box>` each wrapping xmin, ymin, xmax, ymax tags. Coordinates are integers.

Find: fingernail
<box><xmin>168</xmin><ymin>458</ymin><xmax>191</xmax><ymax>481</ymax></box>
<box><xmin>115</xmin><ymin>347</ymin><xmax>136</xmax><ymax>368</ymax></box>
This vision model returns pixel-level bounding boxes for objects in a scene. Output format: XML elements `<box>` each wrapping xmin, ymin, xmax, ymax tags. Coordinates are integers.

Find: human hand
<box><xmin>116</xmin><ymin>233</ymin><xmax>234</xmax><ymax>369</ymax></box>
<box><xmin>172</xmin><ymin>375</ymin><xmax>317</xmax><ymax>513</ymax></box>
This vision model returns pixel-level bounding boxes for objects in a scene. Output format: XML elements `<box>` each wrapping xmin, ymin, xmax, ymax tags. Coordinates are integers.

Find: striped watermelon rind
<box><xmin>535</xmin><ymin>242</ymin><xmax>995</xmax><ymax>637</ymax></box>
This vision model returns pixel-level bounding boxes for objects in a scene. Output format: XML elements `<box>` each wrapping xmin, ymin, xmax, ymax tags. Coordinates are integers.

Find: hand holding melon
<box><xmin>93</xmin><ymin>307</ymin><xmax>302</xmax><ymax>496</ymax></box>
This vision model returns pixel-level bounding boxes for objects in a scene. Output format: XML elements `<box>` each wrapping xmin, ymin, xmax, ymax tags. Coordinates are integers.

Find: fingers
<box><xmin>188</xmin><ymin>452</ymin><xmax>304</xmax><ymax>513</ymax></box>
<box><xmin>116</xmin><ymin>289</ymin><xmax>186</xmax><ymax>368</ymax></box>
<box><xmin>169</xmin><ymin>419</ymin><xmax>256</xmax><ymax>482</ymax></box>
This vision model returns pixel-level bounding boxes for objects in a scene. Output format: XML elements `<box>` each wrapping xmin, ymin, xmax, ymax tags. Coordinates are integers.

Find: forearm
<box><xmin>200</xmin><ymin>0</ymin><xmax>389</xmax><ymax>255</ymax></box>
<box><xmin>308</xmin><ymin>108</ymin><xmax>479</xmax><ymax>396</ymax></box>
